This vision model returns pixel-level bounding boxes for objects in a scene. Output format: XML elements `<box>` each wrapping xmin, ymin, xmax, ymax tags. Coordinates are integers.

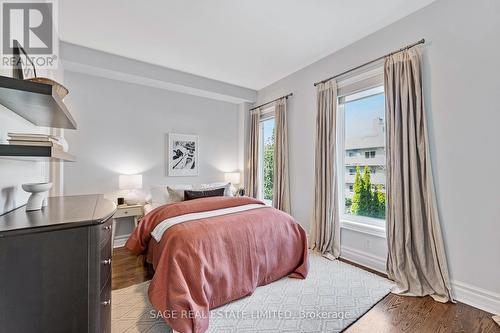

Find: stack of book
<box><xmin>7</xmin><ymin>133</ymin><xmax>65</xmax><ymax>151</ymax></box>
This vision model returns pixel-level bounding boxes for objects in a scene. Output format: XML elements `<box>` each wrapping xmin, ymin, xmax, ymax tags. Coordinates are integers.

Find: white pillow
<box><xmin>166</xmin><ymin>186</ymin><xmax>185</xmax><ymax>202</ymax></box>
<box><xmin>143</xmin><ymin>203</ymin><xmax>156</xmax><ymax>215</ymax></box>
<box><xmin>150</xmin><ymin>184</ymin><xmax>193</xmax><ymax>206</ymax></box>
<box><xmin>199</xmin><ymin>182</ymin><xmax>233</xmax><ymax>197</ymax></box>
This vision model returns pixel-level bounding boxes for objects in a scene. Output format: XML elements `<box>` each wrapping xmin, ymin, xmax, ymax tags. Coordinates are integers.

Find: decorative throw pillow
<box><xmin>184</xmin><ymin>188</ymin><xmax>225</xmax><ymax>201</ymax></box>
<box><xmin>166</xmin><ymin>186</ymin><xmax>185</xmax><ymax>202</ymax></box>
<box><xmin>199</xmin><ymin>182</ymin><xmax>233</xmax><ymax>196</ymax></box>
<box><xmin>151</xmin><ymin>184</ymin><xmax>193</xmax><ymax>206</ymax></box>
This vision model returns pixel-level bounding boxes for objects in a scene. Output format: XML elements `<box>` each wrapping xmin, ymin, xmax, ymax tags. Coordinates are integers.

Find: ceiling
<box><xmin>60</xmin><ymin>0</ymin><xmax>435</xmax><ymax>90</ymax></box>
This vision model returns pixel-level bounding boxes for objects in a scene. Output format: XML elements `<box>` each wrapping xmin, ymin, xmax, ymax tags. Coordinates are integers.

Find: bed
<box><xmin>125</xmin><ymin>192</ymin><xmax>308</xmax><ymax>333</ymax></box>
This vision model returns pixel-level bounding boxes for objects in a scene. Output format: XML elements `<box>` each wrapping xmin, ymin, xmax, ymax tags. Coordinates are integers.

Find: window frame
<box><xmin>336</xmin><ymin>67</ymin><xmax>386</xmax><ymax>237</ymax></box>
<box><xmin>257</xmin><ymin>106</ymin><xmax>275</xmax><ymax>205</ymax></box>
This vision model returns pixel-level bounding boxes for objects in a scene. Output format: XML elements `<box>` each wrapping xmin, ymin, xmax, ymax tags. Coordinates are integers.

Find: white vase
<box><xmin>22</xmin><ymin>182</ymin><xmax>53</xmax><ymax>211</ymax></box>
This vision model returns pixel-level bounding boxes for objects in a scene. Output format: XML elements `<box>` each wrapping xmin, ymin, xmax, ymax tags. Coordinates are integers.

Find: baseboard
<box><xmin>113</xmin><ymin>234</ymin><xmax>130</xmax><ymax>248</ymax></box>
<box><xmin>340</xmin><ymin>245</ymin><xmax>386</xmax><ymax>274</ymax></box>
<box><xmin>452</xmin><ymin>280</ymin><xmax>500</xmax><ymax>315</ymax></box>
<box><xmin>339</xmin><ymin>246</ymin><xmax>500</xmax><ymax>314</ymax></box>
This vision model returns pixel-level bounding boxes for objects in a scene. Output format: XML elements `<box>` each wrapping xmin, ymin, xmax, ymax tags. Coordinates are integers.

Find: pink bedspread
<box><xmin>125</xmin><ymin>196</ymin><xmax>308</xmax><ymax>333</ymax></box>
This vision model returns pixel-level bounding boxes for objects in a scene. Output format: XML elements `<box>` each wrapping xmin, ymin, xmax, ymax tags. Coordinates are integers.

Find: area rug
<box><xmin>111</xmin><ymin>253</ymin><xmax>393</xmax><ymax>333</ymax></box>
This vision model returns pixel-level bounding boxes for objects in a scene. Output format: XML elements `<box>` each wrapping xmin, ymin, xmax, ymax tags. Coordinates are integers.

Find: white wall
<box><xmin>0</xmin><ymin>107</ymin><xmax>48</xmax><ymax>215</ymax></box>
<box><xmin>254</xmin><ymin>0</ymin><xmax>500</xmax><ymax>313</ymax></box>
<box><xmin>63</xmin><ymin>71</ymin><xmax>242</xmax><ymax>237</ymax></box>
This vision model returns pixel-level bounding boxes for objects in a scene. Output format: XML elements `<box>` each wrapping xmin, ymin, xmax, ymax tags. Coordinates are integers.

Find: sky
<box><xmin>262</xmin><ymin>118</ymin><xmax>274</xmax><ymax>144</ymax></box>
<box><xmin>345</xmin><ymin>92</ymin><xmax>385</xmax><ymax>141</ymax></box>
<box><xmin>261</xmin><ymin>92</ymin><xmax>384</xmax><ymax>146</ymax></box>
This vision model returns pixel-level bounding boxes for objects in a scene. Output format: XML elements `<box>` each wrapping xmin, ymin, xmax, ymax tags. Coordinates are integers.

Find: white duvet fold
<box><xmin>151</xmin><ymin>203</ymin><xmax>268</xmax><ymax>241</ymax></box>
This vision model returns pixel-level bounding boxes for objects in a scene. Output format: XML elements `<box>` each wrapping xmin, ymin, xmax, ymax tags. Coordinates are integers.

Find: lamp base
<box><xmin>124</xmin><ymin>190</ymin><xmax>141</xmax><ymax>205</ymax></box>
<box><xmin>236</xmin><ymin>187</ymin><xmax>245</xmax><ymax>197</ymax></box>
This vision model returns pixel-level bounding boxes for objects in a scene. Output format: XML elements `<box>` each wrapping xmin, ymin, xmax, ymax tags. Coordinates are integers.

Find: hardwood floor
<box><xmin>347</xmin><ymin>294</ymin><xmax>498</xmax><ymax>333</ymax></box>
<box><xmin>112</xmin><ymin>246</ymin><xmax>152</xmax><ymax>290</ymax></box>
<box><xmin>112</xmin><ymin>247</ymin><xmax>499</xmax><ymax>333</ymax></box>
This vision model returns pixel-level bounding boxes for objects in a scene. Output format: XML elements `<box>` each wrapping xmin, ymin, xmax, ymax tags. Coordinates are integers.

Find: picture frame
<box><xmin>167</xmin><ymin>133</ymin><xmax>199</xmax><ymax>177</ymax></box>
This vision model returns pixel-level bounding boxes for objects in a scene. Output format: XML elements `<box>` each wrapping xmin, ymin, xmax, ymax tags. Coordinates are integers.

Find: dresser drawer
<box><xmin>100</xmin><ymin>277</ymin><xmax>112</xmax><ymax>333</ymax></box>
<box><xmin>114</xmin><ymin>206</ymin><xmax>143</xmax><ymax>219</ymax></box>
<box><xmin>99</xmin><ymin>217</ymin><xmax>113</xmax><ymax>247</ymax></box>
<box><xmin>100</xmin><ymin>235</ymin><xmax>112</xmax><ymax>290</ymax></box>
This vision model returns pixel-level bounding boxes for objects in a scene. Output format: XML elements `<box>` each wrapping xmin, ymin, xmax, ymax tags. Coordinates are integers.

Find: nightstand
<box><xmin>112</xmin><ymin>204</ymin><xmax>144</xmax><ymax>247</ymax></box>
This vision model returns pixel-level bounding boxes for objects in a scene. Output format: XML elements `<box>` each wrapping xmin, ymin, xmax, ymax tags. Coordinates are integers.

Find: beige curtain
<box><xmin>272</xmin><ymin>98</ymin><xmax>291</xmax><ymax>213</ymax></box>
<box><xmin>246</xmin><ymin>109</ymin><xmax>260</xmax><ymax>198</ymax></box>
<box><xmin>311</xmin><ymin>80</ymin><xmax>340</xmax><ymax>259</ymax></box>
<box><xmin>385</xmin><ymin>47</ymin><xmax>452</xmax><ymax>302</ymax></box>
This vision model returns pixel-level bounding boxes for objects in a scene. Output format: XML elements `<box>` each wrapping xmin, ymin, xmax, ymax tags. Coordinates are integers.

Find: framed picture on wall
<box><xmin>167</xmin><ymin>133</ymin><xmax>199</xmax><ymax>176</ymax></box>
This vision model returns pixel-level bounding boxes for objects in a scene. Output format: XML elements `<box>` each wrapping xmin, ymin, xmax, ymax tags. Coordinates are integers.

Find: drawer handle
<box><xmin>102</xmin><ymin>299</ymin><xmax>111</xmax><ymax>306</ymax></box>
<box><xmin>103</xmin><ymin>225</ymin><xmax>111</xmax><ymax>230</ymax></box>
<box><xmin>102</xmin><ymin>258</ymin><xmax>112</xmax><ymax>265</ymax></box>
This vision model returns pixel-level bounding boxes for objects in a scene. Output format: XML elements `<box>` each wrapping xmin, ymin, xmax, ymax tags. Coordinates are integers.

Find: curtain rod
<box><xmin>249</xmin><ymin>93</ymin><xmax>293</xmax><ymax>111</ymax></box>
<box><xmin>313</xmin><ymin>38</ymin><xmax>425</xmax><ymax>86</ymax></box>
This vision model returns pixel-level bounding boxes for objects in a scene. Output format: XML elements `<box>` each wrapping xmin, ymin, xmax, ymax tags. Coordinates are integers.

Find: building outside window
<box><xmin>339</xmin><ymin>84</ymin><xmax>386</xmax><ymax>224</ymax></box>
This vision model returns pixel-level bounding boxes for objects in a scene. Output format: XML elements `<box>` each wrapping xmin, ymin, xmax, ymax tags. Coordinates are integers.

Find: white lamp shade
<box><xmin>224</xmin><ymin>172</ymin><xmax>241</xmax><ymax>185</ymax></box>
<box><xmin>119</xmin><ymin>174</ymin><xmax>143</xmax><ymax>190</ymax></box>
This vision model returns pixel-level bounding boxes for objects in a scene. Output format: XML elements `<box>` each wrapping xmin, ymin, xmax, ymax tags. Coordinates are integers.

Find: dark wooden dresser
<box><xmin>0</xmin><ymin>194</ymin><xmax>116</xmax><ymax>333</ymax></box>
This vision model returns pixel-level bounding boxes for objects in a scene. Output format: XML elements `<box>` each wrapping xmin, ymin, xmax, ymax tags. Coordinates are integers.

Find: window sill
<box><xmin>341</xmin><ymin>219</ymin><xmax>386</xmax><ymax>238</ymax></box>
<box><xmin>262</xmin><ymin>199</ymin><xmax>272</xmax><ymax>206</ymax></box>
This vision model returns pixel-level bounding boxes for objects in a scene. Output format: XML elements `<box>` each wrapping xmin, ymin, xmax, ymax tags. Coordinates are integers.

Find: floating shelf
<box><xmin>0</xmin><ymin>144</ymin><xmax>75</xmax><ymax>162</ymax></box>
<box><xmin>0</xmin><ymin>76</ymin><xmax>77</xmax><ymax>129</ymax></box>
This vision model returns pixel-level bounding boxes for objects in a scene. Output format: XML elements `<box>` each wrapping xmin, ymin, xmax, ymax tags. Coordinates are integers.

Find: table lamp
<box><xmin>224</xmin><ymin>172</ymin><xmax>243</xmax><ymax>196</ymax></box>
<box><xmin>119</xmin><ymin>174</ymin><xmax>142</xmax><ymax>205</ymax></box>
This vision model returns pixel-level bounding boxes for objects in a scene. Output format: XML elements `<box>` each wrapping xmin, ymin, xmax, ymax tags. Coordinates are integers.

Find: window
<box><xmin>365</xmin><ymin>150</ymin><xmax>376</xmax><ymax>158</ymax></box>
<box><xmin>258</xmin><ymin>108</ymin><xmax>275</xmax><ymax>205</ymax></box>
<box><xmin>339</xmin><ymin>85</ymin><xmax>386</xmax><ymax>224</ymax></box>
